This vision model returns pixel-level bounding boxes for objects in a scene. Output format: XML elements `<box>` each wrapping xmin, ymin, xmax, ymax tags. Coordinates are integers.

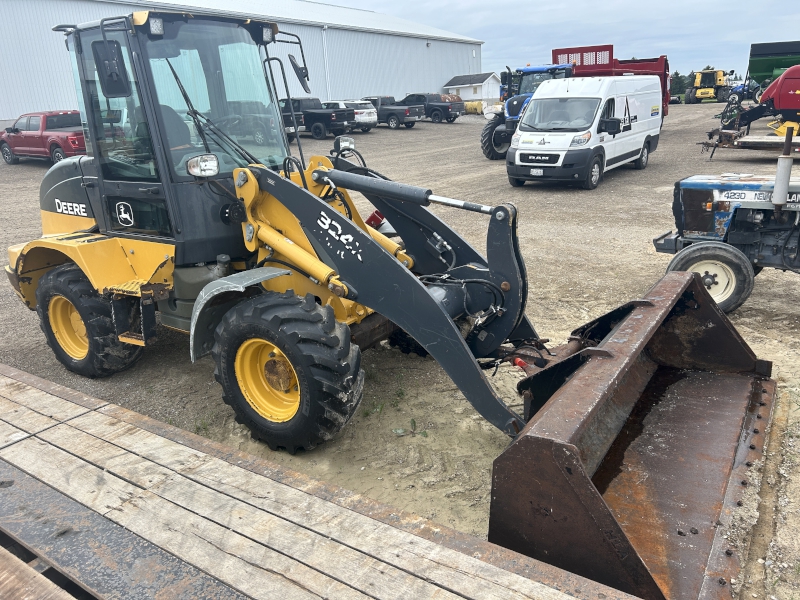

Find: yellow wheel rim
<box><xmin>234</xmin><ymin>338</ymin><xmax>301</xmax><ymax>422</ymax></box>
<box><xmin>48</xmin><ymin>295</ymin><xmax>88</xmax><ymax>360</ymax></box>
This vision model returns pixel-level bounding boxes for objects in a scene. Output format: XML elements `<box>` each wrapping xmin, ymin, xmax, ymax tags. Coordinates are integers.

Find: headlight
<box><xmin>510</xmin><ymin>133</ymin><xmax>521</xmax><ymax>149</ymax></box>
<box><xmin>187</xmin><ymin>154</ymin><xmax>219</xmax><ymax>177</ymax></box>
<box><xmin>570</xmin><ymin>131</ymin><xmax>591</xmax><ymax>147</ymax></box>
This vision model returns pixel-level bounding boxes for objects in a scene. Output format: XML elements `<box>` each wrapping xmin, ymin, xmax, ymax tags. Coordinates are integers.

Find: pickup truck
<box><xmin>1</xmin><ymin>111</ymin><xmax>85</xmax><ymax>164</ymax></box>
<box><xmin>362</xmin><ymin>97</ymin><xmax>425</xmax><ymax>129</ymax></box>
<box><xmin>398</xmin><ymin>93</ymin><xmax>466</xmax><ymax>123</ymax></box>
<box><xmin>279</xmin><ymin>97</ymin><xmax>354</xmax><ymax>140</ymax></box>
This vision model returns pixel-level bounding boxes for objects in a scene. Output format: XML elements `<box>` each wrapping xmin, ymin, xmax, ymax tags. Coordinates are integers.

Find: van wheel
<box><xmin>582</xmin><ymin>156</ymin><xmax>603</xmax><ymax>190</ymax></box>
<box><xmin>311</xmin><ymin>123</ymin><xmax>327</xmax><ymax>140</ymax></box>
<box><xmin>212</xmin><ymin>291</ymin><xmax>363</xmax><ymax>453</ymax></box>
<box><xmin>36</xmin><ymin>264</ymin><xmax>143</xmax><ymax>378</ymax></box>
<box><xmin>387</xmin><ymin>115</ymin><xmax>400</xmax><ymax>129</ymax></box>
<box><xmin>666</xmin><ymin>242</ymin><xmax>754</xmax><ymax>313</ymax></box>
<box><xmin>634</xmin><ymin>142</ymin><xmax>649</xmax><ymax>170</ymax></box>
<box><xmin>508</xmin><ymin>177</ymin><xmax>525</xmax><ymax>187</ymax></box>
<box><xmin>2</xmin><ymin>143</ymin><xmax>19</xmax><ymax>165</ymax></box>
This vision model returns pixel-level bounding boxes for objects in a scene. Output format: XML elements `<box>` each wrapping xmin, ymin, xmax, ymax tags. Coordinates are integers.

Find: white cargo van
<box><xmin>506</xmin><ymin>75</ymin><xmax>662</xmax><ymax>190</ymax></box>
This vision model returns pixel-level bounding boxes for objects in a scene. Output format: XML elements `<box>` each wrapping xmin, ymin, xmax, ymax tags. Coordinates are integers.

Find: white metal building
<box><xmin>443</xmin><ymin>73</ymin><xmax>501</xmax><ymax>101</ymax></box>
<box><xmin>0</xmin><ymin>0</ymin><xmax>483</xmax><ymax>119</ymax></box>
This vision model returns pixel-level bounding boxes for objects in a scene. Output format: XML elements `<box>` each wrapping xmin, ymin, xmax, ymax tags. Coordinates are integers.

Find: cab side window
<box><xmin>601</xmin><ymin>99</ymin><xmax>615</xmax><ymax>121</ymax></box>
<box><xmin>28</xmin><ymin>116</ymin><xmax>41</xmax><ymax>131</ymax></box>
<box><xmin>13</xmin><ymin>117</ymin><xmax>28</xmax><ymax>131</ymax></box>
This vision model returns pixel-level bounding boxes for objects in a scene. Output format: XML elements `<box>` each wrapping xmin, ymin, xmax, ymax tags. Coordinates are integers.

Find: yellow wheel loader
<box><xmin>685</xmin><ymin>69</ymin><xmax>735</xmax><ymax>103</ymax></box>
<box><xmin>5</xmin><ymin>11</ymin><xmax>776</xmax><ymax>599</ymax></box>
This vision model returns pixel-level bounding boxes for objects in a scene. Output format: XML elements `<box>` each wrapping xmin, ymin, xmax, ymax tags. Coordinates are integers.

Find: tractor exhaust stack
<box><xmin>489</xmin><ymin>272</ymin><xmax>775</xmax><ymax>600</ymax></box>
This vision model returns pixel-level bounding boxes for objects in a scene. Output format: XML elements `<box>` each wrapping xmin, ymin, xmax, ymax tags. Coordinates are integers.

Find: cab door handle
<box><xmin>138</xmin><ymin>187</ymin><xmax>159</xmax><ymax>194</ymax></box>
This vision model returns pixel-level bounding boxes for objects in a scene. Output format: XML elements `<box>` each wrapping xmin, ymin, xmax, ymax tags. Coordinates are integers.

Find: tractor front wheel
<box><xmin>213</xmin><ymin>291</ymin><xmax>364</xmax><ymax>453</ymax></box>
<box><xmin>36</xmin><ymin>264</ymin><xmax>143</xmax><ymax>378</ymax></box>
<box><xmin>666</xmin><ymin>242</ymin><xmax>755</xmax><ymax>313</ymax></box>
<box><xmin>481</xmin><ymin>118</ymin><xmax>510</xmax><ymax>160</ymax></box>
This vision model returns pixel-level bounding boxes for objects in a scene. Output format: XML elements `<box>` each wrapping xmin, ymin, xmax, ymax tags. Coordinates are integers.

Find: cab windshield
<box><xmin>141</xmin><ymin>18</ymin><xmax>287</xmax><ymax>178</ymax></box>
<box><xmin>518</xmin><ymin>70</ymin><xmax>568</xmax><ymax>95</ymax></box>
<box><xmin>520</xmin><ymin>97</ymin><xmax>601</xmax><ymax>132</ymax></box>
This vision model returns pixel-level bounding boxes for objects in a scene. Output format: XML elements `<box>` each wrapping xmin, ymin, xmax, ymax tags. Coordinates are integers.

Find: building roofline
<box><xmin>88</xmin><ymin>0</ymin><xmax>484</xmax><ymax>44</ymax></box>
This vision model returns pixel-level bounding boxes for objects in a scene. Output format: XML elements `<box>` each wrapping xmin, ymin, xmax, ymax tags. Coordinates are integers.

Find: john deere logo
<box><xmin>116</xmin><ymin>202</ymin><xmax>134</xmax><ymax>227</ymax></box>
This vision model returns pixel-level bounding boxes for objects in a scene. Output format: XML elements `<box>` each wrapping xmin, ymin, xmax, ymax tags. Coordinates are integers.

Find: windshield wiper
<box><xmin>164</xmin><ymin>58</ymin><xmax>210</xmax><ymax>153</ymax></box>
<box><xmin>163</xmin><ymin>59</ymin><xmax>259</xmax><ymax>166</ymax></box>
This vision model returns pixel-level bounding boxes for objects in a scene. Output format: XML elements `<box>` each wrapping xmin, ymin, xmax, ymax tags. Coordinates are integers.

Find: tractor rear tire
<box><xmin>35</xmin><ymin>264</ymin><xmax>143</xmax><ymax>378</ymax></box>
<box><xmin>212</xmin><ymin>291</ymin><xmax>363</xmax><ymax>453</ymax></box>
<box><xmin>481</xmin><ymin>118</ymin><xmax>509</xmax><ymax>160</ymax></box>
<box><xmin>666</xmin><ymin>242</ymin><xmax>755</xmax><ymax>313</ymax></box>
<box><xmin>1</xmin><ymin>143</ymin><xmax>19</xmax><ymax>165</ymax></box>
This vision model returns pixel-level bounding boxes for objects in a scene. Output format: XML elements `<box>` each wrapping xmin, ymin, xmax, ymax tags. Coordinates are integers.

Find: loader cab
<box><xmin>64</xmin><ymin>12</ymin><xmax>291</xmax><ymax>265</ymax></box>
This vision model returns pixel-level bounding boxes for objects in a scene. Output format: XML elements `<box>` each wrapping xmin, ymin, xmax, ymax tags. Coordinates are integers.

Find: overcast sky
<box><xmin>321</xmin><ymin>0</ymin><xmax>800</xmax><ymax>77</ymax></box>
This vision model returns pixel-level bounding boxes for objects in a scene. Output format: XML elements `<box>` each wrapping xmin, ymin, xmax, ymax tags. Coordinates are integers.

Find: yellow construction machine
<box><xmin>5</xmin><ymin>11</ymin><xmax>776</xmax><ymax>600</ymax></box>
<box><xmin>685</xmin><ymin>68</ymin><xmax>735</xmax><ymax>103</ymax></box>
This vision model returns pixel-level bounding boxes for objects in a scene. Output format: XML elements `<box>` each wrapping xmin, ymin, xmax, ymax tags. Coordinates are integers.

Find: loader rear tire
<box><xmin>36</xmin><ymin>264</ymin><xmax>143</xmax><ymax>378</ymax></box>
<box><xmin>212</xmin><ymin>291</ymin><xmax>364</xmax><ymax>453</ymax></box>
<box><xmin>666</xmin><ymin>242</ymin><xmax>755</xmax><ymax>313</ymax></box>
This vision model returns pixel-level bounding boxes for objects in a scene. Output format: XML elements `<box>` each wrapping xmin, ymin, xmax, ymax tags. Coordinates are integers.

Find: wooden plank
<box><xmin>68</xmin><ymin>411</ymin><xmax>575</xmax><ymax>600</ymax></box>
<box><xmin>0</xmin><ymin>422</ymin><xmax>28</xmax><ymax>450</ymax></box>
<box><xmin>0</xmin><ymin>438</ymin><xmax>360</xmax><ymax>600</ymax></box>
<box><xmin>0</xmin><ymin>398</ymin><xmax>61</xmax><ymax>435</ymax></box>
<box><xmin>0</xmin><ymin>458</ymin><xmax>248</xmax><ymax>600</ymax></box>
<box><xmin>0</xmin><ymin>366</ymin><xmax>106</xmax><ymax>411</ymax></box>
<box><xmin>0</xmin><ymin>376</ymin><xmax>93</xmax><ymax>421</ymax></box>
<box><xmin>0</xmin><ymin>544</ymin><xmax>74</xmax><ymax>600</ymax></box>
<box><xmin>40</xmin><ymin>423</ymin><xmax>447</xmax><ymax>600</ymax></box>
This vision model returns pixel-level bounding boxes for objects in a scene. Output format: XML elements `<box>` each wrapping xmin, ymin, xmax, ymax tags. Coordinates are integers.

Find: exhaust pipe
<box><xmin>773</xmin><ymin>126</ymin><xmax>794</xmax><ymax>208</ymax></box>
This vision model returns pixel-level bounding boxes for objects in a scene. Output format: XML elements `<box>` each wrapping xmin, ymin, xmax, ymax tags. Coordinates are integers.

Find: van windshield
<box><xmin>520</xmin><ymin>97</ymin><xmax>601</xmax><ymax>132</ymax></box>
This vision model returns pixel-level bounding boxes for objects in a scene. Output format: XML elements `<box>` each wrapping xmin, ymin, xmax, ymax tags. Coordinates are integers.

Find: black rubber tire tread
<box><xmin>212</xmin><ymin>291</ymin><xmax>363</xmax><ymax>453</ymax></box>
<box><xmin>508</xmin><ymin>176</ymin><xmax>525</xmax><ymax>187</ymax></box>
<box><xmin>311</xmin><ymin>123</ymin><xmax>327</xmax><ymax>140</ymax></box>
<box><xmin>581</xmin><ymin>155</ymin><xmax>603</xmax><ymax>190</ymax></box>
<box><xmin>446</xmin><ymin>116</ymin><xmax>457</xmax><ymax>123</ymax></box>
<box><xmin>666</xmin><ymin>242</ymin><xmax>755</xmax><ymax>313</ymax></box>
<box><xmin>361</xmin><ymin>127</ymin><xmax>372</xmax><ymax>133</ymax></box>
<box><xmin>51</xmin><ymin>146</ymin><xmax>65</xmax><ymax>163</ymax></box>
<box><xmin>1</xmin><ymin>142</ymin><xmax>19</xmax><ymax>165</ymax></box>
<box><xmin>388</xmin><ymin>328</ymin><xmax>428</xmax><ymax>357</ymax></box>
<box><xmin>387</xmin><ymin>115</ymin><xmax>400</xmax><ymax>129</ymax></box>
<box><xmin>633</xmin><ymin>141</ymin><xmax>649</xmax><ymax>170</ymax></box>
<box><xmin>431</xmin><ymin>110</ymin><xmax>443</xmax><ymax>123</ymax></box>
<box><xmin>35</xmin><ymin>263</ymin><xmax>143</xmax><ymax>378</ymax></box>
<box><xmin>685</xmin><ymin>89</ymin><xmax>695</xmax><ymax>104</ymax></box>
<box><xmin>404</xmin><ymin>122</ymin><xmax>415</xmax><ymax>128</ymax></box>
<box><xmin>481</xmin><ymin>118</ymin><xmax>509</xmax><ymax>160</ymax></box>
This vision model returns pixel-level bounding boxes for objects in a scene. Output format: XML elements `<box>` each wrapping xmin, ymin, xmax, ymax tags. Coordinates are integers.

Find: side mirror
<box><xmin>599</xmin><ymin>118</ymin><xmax>622</xmax><ymax>135</ymax></box>
<box><xmin>91</xmin><ymin>40</ymin><xmax>131</xmax><ymax>98</ymax></box>
<box><xmin>729</xmin><ymin>69</ymin><xmax>735</xmax><ymax>76</ymax></box>
<box><xmin>289</xmin><ymin>54</ymin><xmax>310</xmax><ymax>94</ymax></box>
<box><xmin>500</xmin><ymin>72</ymin><xmax>509</xmax><ymax>86</ymax></box>
<box><xmin>5</xmin><ymin>127</ymin><xmax>17</xmax><ymax>134</ymax></box>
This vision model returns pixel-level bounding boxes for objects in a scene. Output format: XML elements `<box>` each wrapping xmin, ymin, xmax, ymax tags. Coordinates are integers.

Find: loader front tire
<box><xmin>666</xmin><ymin>242</ymin><xmax>755</xmax><ymax>313</ymax></box>
<box><xmin>36</xmin><ymin>264</ymin><xmax>143</xmax><ymax>378</ymax></box>
<box><xmin>213</xmin><ymin>291</ymin><xmax>364</xmax><ymax>453</ymax></box>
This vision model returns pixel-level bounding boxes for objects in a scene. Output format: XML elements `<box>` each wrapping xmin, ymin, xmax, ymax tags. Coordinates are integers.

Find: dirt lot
<box><xmin>1</xmin><ymin>104</ymin><xmax>799</xmax><ymax>598</ymax></box>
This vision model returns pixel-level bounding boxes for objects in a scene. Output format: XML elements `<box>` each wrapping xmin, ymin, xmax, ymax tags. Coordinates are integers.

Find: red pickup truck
<box><xmin>1</xmin><ymin>111</ymin><xmax>86</xmax><ymax>165</ymax></box>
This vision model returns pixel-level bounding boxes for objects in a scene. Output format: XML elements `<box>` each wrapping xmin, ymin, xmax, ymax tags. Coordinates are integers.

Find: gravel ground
<box><xmin>1</xmin><ymin>104</ymin><xmax>799</xmax><ymax>598</ymax></box>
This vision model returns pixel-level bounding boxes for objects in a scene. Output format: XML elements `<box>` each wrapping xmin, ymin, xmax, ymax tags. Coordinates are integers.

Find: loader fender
<box><xmin>7</xmin><ymin>235</ymin><xmax>174</xmax><ymax>310</ymax></box>
<box><xmin>190</xmin><ymin>267</ymin><xmax>290</xmax><ymax>362</ymax></box>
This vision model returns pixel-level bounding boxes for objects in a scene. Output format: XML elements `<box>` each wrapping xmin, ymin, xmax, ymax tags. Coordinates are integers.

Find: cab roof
<box><xmin>517</xmin><ymin>64</ymin><xmax>572</xmax><ymax>74</ymax></box>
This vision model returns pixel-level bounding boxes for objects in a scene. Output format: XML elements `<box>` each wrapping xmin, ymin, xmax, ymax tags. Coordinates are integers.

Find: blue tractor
<box><xmin>481</xmin><ymin>64</ymin><xmax>572</xmax><ymax>159</ymax></box>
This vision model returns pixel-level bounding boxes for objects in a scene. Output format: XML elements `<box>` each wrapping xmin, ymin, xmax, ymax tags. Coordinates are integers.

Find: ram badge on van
<box><xmin>506</xmin><ymin>75</ymin><xmax>662</xmax><ymax>190</ymax></box>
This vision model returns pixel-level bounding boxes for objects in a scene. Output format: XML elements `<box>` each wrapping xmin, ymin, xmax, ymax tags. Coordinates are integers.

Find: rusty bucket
<box><xmin>489</xmin><ymin>271</ymin><xmax>776</xmax><ymax>600</ymax></box>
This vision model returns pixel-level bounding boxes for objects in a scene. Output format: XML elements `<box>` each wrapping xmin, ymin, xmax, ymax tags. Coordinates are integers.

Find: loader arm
<box><xmin>235</xmin><ymin>164</ymin><xmax>527</xmax><ymax>435</ymax></box>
